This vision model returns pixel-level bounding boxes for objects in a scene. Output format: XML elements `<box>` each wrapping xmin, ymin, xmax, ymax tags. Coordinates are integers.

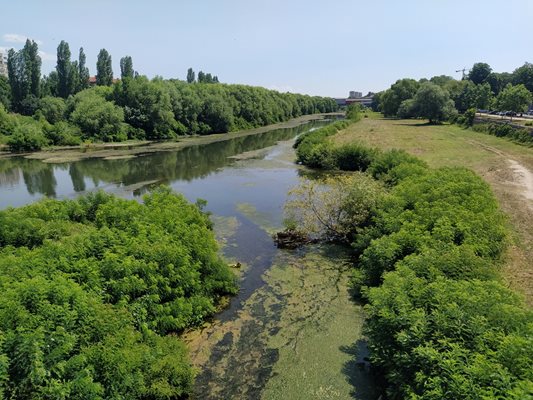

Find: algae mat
<box><xmin>184</xmin><ymin>245</ymin><xmax>378</xmax><ymax>400</ymax></box>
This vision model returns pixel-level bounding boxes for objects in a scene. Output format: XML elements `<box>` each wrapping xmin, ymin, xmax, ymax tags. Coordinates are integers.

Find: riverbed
<box><xmin>0</xmin><ymin>118</ymin><xmax>376</xmax><ymax>399</ymax></box>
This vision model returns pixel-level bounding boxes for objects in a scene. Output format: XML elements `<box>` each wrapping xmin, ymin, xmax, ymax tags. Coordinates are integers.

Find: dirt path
<box><xmin>508</xmin><ymin>160</ymin><xmax>533</xmax><ymax>203</ymax></box>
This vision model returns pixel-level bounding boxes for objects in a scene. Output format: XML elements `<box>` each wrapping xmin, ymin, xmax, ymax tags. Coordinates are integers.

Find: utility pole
<box><xmin>456</xmin><ymin>67</ymin><xmax>467</xmax><ymax>80</ymax></box>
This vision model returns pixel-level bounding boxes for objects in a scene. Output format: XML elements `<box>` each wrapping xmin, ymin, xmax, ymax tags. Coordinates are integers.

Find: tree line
<box><xmin>0</xmin><ymin>188</ymin><xmax>237</xmax><ymax>398</ymax></box>
<box><xmin>0</xmin><ymin>39</ymin><xmax>337</xmax><ymax>151</ymax></box>
<box><xmin>372</xmin><ymin>61</ymin><xmax>533</xmax><ymax>122</ymax></box>
<box><xmin>290</xmin><ymin>120</ymin><xmax>533</xmax><ymax>398</ymax></box>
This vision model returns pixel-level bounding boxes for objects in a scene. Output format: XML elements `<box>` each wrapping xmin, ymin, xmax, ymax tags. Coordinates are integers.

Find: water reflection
<box><xmin>0</xmin><ymin>120</ymin><xmax>328</xmax><ymax>209</ymax></box>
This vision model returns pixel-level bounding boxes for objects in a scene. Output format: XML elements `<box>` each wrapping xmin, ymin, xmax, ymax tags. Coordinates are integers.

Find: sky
<box><xmin>1</xmin><ymin>0</ymin><xmax>532</xmax><ymax>97</ymax></box>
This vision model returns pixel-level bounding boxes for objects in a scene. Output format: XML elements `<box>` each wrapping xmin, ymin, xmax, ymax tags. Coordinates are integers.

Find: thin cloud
<box><xmin>38</xmin><ymin>50</ymin><xmax>55</xmax><ymax>62</ymax></box>
<box><xmin>3</xmin><ymin>33</ymin><xmax>43</xmax><ymax>45</ymax></box>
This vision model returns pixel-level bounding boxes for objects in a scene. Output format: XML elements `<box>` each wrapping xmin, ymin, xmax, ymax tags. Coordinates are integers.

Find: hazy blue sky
<box><xmin>1</xmin><ymin>0</ymin><xmax>531</xmax><ymax>97</ymax></box>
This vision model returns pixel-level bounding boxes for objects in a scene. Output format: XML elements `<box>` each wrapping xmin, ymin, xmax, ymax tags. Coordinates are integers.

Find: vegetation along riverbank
<box><xmin>0</xmin><ymin>39</ymin><xmax>337</xmax><ymax>152</ymax></box>
<box><xmin>291</xmin><ymin>110</ymin><xmax>533</xmax><ymax>398</ymax></box>
<box><xmin>0</xmin><ymin>188</ymin><xmax>237</xmax><ymax>398</ymax></box>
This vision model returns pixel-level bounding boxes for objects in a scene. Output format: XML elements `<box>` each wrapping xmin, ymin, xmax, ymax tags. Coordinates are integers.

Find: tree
<box><xmin>197</xmin><ymin>71</ymin><xmax>206</xmax><ymax>83</ymax></box>
<box><xmin>41</xmin><ymin>71</ymin><xmax>59</xmax><ymax>97</ymax></box>
<box><xmin>486</xmin><ymin>72</ymin><xmax>513</xmax><ymax>95</ymax></box>
<box><xmin>56</xmin><ymin>40</ymin><xmax>72</xmax><ymax>98</ymax></box>
<box><xmin>120</xmin><ymin>56</ymin><xmax>134</xmax><ymax>80</ymax></box>
<box><xmin>284</xmin><ymin>174</ymin><xmax>385</xmax><ymax>242</ymax></box>
<box><xmin>37</xmin><ymin>96</ymin><xmax>67</xmax><ymax>124</ymax></box>
<box><xmin>7</xmin><ymin>40</ymin><xmax>41</xmax><ymax>113</ymax></box>
<box><xmin>412</xmin><ymin>82</ymin><xmax>456</xmax><ymax>123</ymax></box>
<box><xmin>380</xmin><ymin>78</ymin><xmax>419</xmax><ymax>117</ymax></box>
<box><xmin>454</xmin><ymin>81</ymin><xmax>493</xmax><ymax>112</ymax></box>
<box><xmin>56</xmin><ymin>40</ymin><xmax>78</xmax><ymax>99</ymax></box>
<box><xmin>512</xmin><ymin>62</ymin><xmax>533</xmax><ymax>92</ymax></box>
<box><xmin>186</xmin><ymin>68</ymin><xmax>195</xmax><ymax>83</ymax></box>
<box><xmin>0</xmin><ymin>75</ymin><xmax>11</xmax><ymax>110</ymax></box>
<box><xmin>78</xmin><ymin>47</ymin><xmax>90</xmax><ymax>91</ymax></box>
<box><xmin>113</xmin><ymin>77</ymin><xmax>178</xmax><ymax>139</ymax></box>
<box><xmin>429</xmin><ymin>75</ymin><xmax>454</xmax><ymax>87</ymax></box>
<box><xmin>69</xmin><ymin>89</ymin><xmax>125</xmax><ymax>141</ymax></box>
<box><xmin>468</xmin><ymin>62</ymin><xmax>492</xmax><ymax>85</ymax></box>
<box><xmin>496</xmin><ymin>84</ymin><xmax>532</xmax><ymax>118</ymax></box>
<box><xmin>96</xmin><ymin>49</ymin><xmax>113</xmax><ymax>86</ymax></box>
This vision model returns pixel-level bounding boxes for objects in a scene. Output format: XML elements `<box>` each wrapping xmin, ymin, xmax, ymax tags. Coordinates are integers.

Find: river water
<box><xmin>0</xmin><ymin>119</ymin><xmax>377</xmax><ymax>399</ymax></box>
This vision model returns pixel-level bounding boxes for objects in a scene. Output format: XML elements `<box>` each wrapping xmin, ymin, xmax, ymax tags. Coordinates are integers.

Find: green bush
<box><xmin>0</xmin><ymin>104</ymin><xmax>17</xmax><ymax>136</ymax></box>
<box><xmin>368</xmin><ymin>149</ymin><xmax>427</xmax><ymax>185</ymax></box>
<box><xmin>7</xmin><ymin>124</ymin><xmax>49</xmax><ymax>151</ymax></box>
<box><xmin>43</xmin><ymin>121</ymin><xmax>82</xmax><ymax>146</ymax></box>
<box><xmin>365</xmin><ymin>266</ymin><xmax>533</xmax><ymax>399</ymax></box>
<box><xmin>290</xmin><ymin>89</ymin><xmax>531</xmax><ymax>400</ymax></box>
<box><xmin>69</xmin><ymin>89</ymin><xmax>126</xmax><ymax>142</ymax></box>
<box><xmin>0</xmin><ymin>188</ymin><xmax>237</xmax><ymax>398</ymax></box>
<box><xmin>332</xmin><ymin>143</ymin><xmax>377</xmax><ymax>171</ymax></box>
<box><xmin>38</xmin><ymin>96</ymin><xmax>67</xmax><ymax>124</ymax></box>
<box><xmin>473</xmin><ymin>122</ymin><xmax>533</xmax><ymax>145</ymax></box>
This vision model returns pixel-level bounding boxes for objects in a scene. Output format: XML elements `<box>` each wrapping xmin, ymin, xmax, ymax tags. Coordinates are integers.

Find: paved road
<box><xmin>476</xmin><ymin>112</ymin><xmax>533</xmax><ymax>123</ymax></box>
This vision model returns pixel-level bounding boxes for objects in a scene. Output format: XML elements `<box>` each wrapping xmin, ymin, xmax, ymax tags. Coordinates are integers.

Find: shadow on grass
<box><xmin>391</xmin><ymin>121</ymin><xmax>442</xmax><ymax>127</ymax></box>
<box><xmin>340</xmin><ymin>339</ymin><xmax>384</xmax><ymax>400</ymax></box>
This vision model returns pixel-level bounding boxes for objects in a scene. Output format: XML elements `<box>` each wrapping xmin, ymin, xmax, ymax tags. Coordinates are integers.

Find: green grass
<box><xmin>332</xmin><ymin>117</ymin><xmax>533</xmax><ymax>170</ymax></box>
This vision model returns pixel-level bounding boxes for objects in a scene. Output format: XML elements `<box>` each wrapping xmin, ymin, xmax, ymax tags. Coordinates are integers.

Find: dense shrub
<box><xmin>69</xmin><ymin>89</ymin><xmax>126</xmax><ymax>142</ymax></box>
<box><xmin>0</xmin><ymin>188</ymin><xmax>237</xmax><ymax>398</ymax></box>
<box><xmin>365</xmin><ymin>267</ymin><xmax>533</xmax><ymax>399</ymax></box>
<box><xmin>0</xmin><ymin>104</ymin><xmax>16</xmax><ymax>136</ymax></box>
<box><xmin>332</xmin><ymin>143</ymin><xmax>377</xmax><ymax>171</ymax></box>
<box><xmin>41</xmin><ymin>120</ymin><xmax>82</xmax><ymax>146</ymax></box>
<box><xmin>284</xmin><ymin>173</ymin><xmax>385</xmax><ymax>242</ymax></box>
<box><xmin>367</xmin><ymin>148</ymin><xmax>427</xmax><ymax>184</ymax></box>
<box><xmin>293</xmin><ymin>126</ymin><xmax>531</xmax><ymax>398</ymax></box>
<box><xmin>472</xmin><ymin>122</ymin><xmax>533</xmax><ymax>145</ymax></box>
<box><xmin>7</xmin><ymin>124</ymin><xmax>48</xmax><ymax>151</ymax></box>
<box><xmin>37</xmin><ymin>96</ymin><xmax>67</xmax><ymax>124</ymax></box>
<box><xmin>294</xmin><ymin>120</ymin><xmax>351</xmax><ymax>167</ymax></box>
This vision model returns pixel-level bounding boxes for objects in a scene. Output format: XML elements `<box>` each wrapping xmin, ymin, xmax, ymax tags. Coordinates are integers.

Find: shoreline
<box><xmin>0</xmin><ymin>113</ymin><xmax>343</xmax><ymax>164</ymax></box>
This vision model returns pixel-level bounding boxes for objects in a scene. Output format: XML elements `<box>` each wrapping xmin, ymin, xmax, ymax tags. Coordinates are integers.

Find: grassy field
<box><xmin>332</xmin><ymin>115</ymin><xmax>533</xmax><ymax>305</ymax></box>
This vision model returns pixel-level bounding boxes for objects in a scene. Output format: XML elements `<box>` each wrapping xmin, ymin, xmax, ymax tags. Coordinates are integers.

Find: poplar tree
<box><xmin>96</xmin><ymin>49</ymin><xmax>113</xmax><ymax>86</ymax></box>
<box><xmin>78</xmin><ymin>47</ymin><xmax>90</xmax><ymax>90</ymax></box>
<box><xmin>7</xmin><ymin>39</ymin><xmax>41</xmax><ymax>112</ymax></box>
<box><xmin>56</xmin><ymin>40</ymin><xmax>72</xmax><ymax>98</ymax></box>
<box><xmin>186</xmin><ymin>68</ymin><xmax>195</xmax><ymax>83</ymax></box>
<box><xmin>120</xmin><ymin>56</ymin><xmax>134</xmax><ymax>79</ymax></box>
<box><xmin>25</xmin><ymin>39</ymin><xmax>41</xmax><ymax>98</ymax></box>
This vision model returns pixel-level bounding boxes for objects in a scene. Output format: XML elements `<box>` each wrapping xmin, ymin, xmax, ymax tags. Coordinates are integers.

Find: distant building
<box><xmin>0</xmin><ymin>52</ymin><xmax>8</xmax><ymax>78</ymax></box>
<box><xmin>88</xmin><ymin>76</ymin><xmax>120</xmax><ymax>86</ymax></box>
<box><xmin>346</xmin><ymin>96</ymin><xmax>373</xmax><ymax>107</ymax></box>
<box><xmin>335</xmin><ymin>91</ymin><xmax>374</xmax><ymax>107</ymax></box>
<box><xmin>349</xmin><ymin>91</ymin><xmax>362</xmax><ymax>99</ymax></box>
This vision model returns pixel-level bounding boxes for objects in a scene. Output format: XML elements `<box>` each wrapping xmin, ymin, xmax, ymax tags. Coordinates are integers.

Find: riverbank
<box><xmin>330</xmin><ymin>116</ymin><xmax>533</xmax><ymax>305</ymax></box>
<box><xmin>0</xmin><ymin>113</ymin><xmax>343</xmax><ymax>164</ymax></box>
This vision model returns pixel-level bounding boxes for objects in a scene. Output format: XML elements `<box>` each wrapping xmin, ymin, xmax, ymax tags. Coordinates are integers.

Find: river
<box><xmin>0</xmin><ymin>119</ymin><xmax>378</xmax><ymax>399</ymax></box>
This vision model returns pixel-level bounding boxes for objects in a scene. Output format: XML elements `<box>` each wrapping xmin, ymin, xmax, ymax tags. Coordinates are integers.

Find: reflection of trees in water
<box><xmin>0</xmin><ymin>120</ymin><xmax>332</xmax><ymax>197</ymax></box>
<box><xmin>0</xmin><ymin>159</ymin><xmax>21</xmax><ymax>187</ymax></box>
<box><xmin>69</xmin><ymin>163</ymin><xmax>86</xmax><ymax>192</ymax></box>
<box><xmin>73</xmin><ymin>121</ymin><xmax>328</xmax><ymax>187</ymax></box>
<box><xmin>22</xmin><ymin>162</ymin><xmax>57</xmax><ymax>197</ymax></box>
<box><xmin>0</xmin><ymin>158</ymin><xmax>58</xmax><ymax>196</ymax></box>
